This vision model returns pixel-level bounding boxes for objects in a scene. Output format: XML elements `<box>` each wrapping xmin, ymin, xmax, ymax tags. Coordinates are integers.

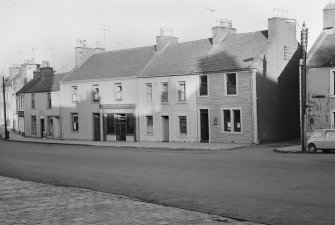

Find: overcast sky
<box><xmin>0</xmin><ymin>0</ymin><xmax>331</xmax><ymax>74</ymax></box>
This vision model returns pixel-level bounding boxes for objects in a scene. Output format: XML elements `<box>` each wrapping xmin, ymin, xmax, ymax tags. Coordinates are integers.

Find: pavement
<box><xmin>0</xmin><ymin>176</ymin><xmax>262</xmax><ymax>225</ymax></box>
<box><xmin>273</xmin><ymin>144</ymin><xmax>304</xmax><ymax>153</ymax></box>
<box><xmin>0</xmin><ymin>125</ymin><xmax>250</xmax><ymax>151</ymax></box>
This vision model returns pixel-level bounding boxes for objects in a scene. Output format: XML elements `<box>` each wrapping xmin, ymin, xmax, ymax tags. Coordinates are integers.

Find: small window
<box><xmin>222</xmin><ymin>109</ymin><xmax>242</xmax><ymax>133</ymax></box>
<box><xmin>161</xmin><ymin>82</ymin><xmax>168</xmax><ymax>102</ymax></box>
<box><xmin>115</xmin><ymin>83</ymin><xmax>122</xmax><ymax>101</ymax></box>
<box><xmin>330</xmin><ymin>71</ymin><xmax>335</xmax><ymax>96</ymax></box>
<box><xmin>146</xmin><ymin>83</ymin><xmax>152</xmax><ymax>102</ymax></box>
<box><xmin>92</xmin><ymin>85</ymin><xmax>99</xmax><ymax>102</ymax></box>
<box><xmin>178</xmin><ymin>81</ymin><xmax>186</xmax><ymax>102</ymax></box>
<box><xmin>146</xmin><ymin>116</ymin><xmax>153</xmax><ymax>134</ymax></box>
<box><xmin>47</xmin><ymin>93</ymin><xmax>52</xmax><ymax>108</ymax></box>
<box><xmin>71</xmin><ymin>113</ymin><xmax>79</xmax><ymax>132</ymax></box>
<box><xmin>48</xmin><ymin>116</ymin><xmax>53</xmax><ymax>135</ymax></box>
<box><xmin>225</xmin><ymin>73</ymin><xmax>237</xmax><ymax>96</ymax></box>
<box><xmin>72</xmin><ymin>86</ymin><xmax>78</xmax><ymax>102</ymax></box>
<box><xmin>199</xmin><ymin>75</ymin><xmax>208</xmax><ymax>96</ymax></box>
<box><xmin>179</xmin><ymin>116</ymin><xmax>187</xmax><ymax>134</ymax></box>
<box><xmin>31</xmin><ymin>116</ymin><xmax>37</xmax><ymax>134</ymax></box>
<box><xmin>31</xmin><ymin>94</ymin><xmax>35</xmax><ymax>109</ymax></box>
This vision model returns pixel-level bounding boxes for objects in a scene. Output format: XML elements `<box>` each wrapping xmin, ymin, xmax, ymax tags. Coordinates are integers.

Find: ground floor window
<box><xmin>71</xmin><ymin>113</ymin><xmax>79</xmax><ymax>132</ymax></box>
<box><xmin>48</xmin><ymin>116</ymin><xmax>53</xmax><ymax>136</ymax></box>
<box><xmin>179</xmin><ymin>116</ymin><xmax>187</xmax><ymax>134</ymax></box>
<box><xmin>146</xmin><ymin>116</ymin><xmax>153</xmax><ymax>134</ymax></box>
<box><xmin>105</xmin><ymin>113</ymin><xmax>135</xmax><ymax>136</ymax></box>
<box><xmin>222</xmin><ymin>108</ymin><xmax>242</xmax><ymax>133</ymax></box>
<box><xmin>31</xmin><ymin>116</ymin><xmax>37</xmax><ymax>134</ymax></box>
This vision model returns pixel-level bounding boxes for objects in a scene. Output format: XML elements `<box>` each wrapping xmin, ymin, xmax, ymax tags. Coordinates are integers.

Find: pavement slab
<box><xmin>0</xmin><ymin>176</ymin><xmax>262</xmax><ymax>225</ymax></box>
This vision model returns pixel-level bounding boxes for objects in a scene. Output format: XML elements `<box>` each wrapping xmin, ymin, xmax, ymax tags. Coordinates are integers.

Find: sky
<box><xmin>0</xmin><ymin>0</ymin><xmax>331</xmax><ymax>74</ymax></box>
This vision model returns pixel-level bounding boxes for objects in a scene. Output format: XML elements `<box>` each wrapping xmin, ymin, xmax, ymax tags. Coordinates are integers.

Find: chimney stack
<box><xmin>156</xmin><ymin>27</ymin><xmax>178</xmax><ymax>52</ymax></box>
<box><xmin>75</xmin><ymin>39</ymin><xmax>105</xmax><ymax>67</ymax></box>
<box><xmin>323</xmin><ymin>2</ymin><xmax>335</xmax><ymax>31</ymax></box>
<box><xmin>212</xmin><ymin>19</ymin><xmax>236</xmax><ymax>47</ymax></box>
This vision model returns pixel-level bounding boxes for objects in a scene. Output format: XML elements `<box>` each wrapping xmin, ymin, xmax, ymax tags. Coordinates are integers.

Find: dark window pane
<box><xmin>126</xmin><ymin>114</ymin><xmax>135</xmax><ymax>135</ymax></box>
<box><xmin>200</xmin><ymin>75</ymin><xmax>208</xmax><ymax>96</ymax></box>
<box><xmin>226</xmin><ymin>73</ymin><xmax>236</xmax><ymax>95</ymax></box>
<box><xmin>107</xmin><ymin>114</ymin><xmax>115</xmax><ymax>134</ymax></box>
<box><xmin>179</xmin><ymin>116</ymin><xmax>187</xmax><ymax>134</ymax></box>
<box><xmin>233</xmin><ymin>110</ymin><xmax>241</xmax><ymax>132</ymax></box>
<box><xmin>224</xmin><ymin>110</ymin><xmax>231</xmax><ymax>132</ymax></box>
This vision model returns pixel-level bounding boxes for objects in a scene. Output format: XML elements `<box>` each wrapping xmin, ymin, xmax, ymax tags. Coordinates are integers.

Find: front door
<box><xmin>116</xmin><ymin>114</ymin><xmax>126</xmax><ymax>141</ymax></box>
<box><xmin>200</xmin><ymin>109</ymin><xmax>209</xmax><ymax>142</ymax></box>
<box><xmin>93</xmin><ymin>113</ymin><xmax>100</xmax><ymax>141</ymax></box>
<box><xmin>162</xmin><ymin>116</ymin><xmax>169</xmax><ymax>142</ymax></box>
<box><xmin>40</xmin><ymin>118</ymin><xmax>45</xmax><ymax>138</ymax></box>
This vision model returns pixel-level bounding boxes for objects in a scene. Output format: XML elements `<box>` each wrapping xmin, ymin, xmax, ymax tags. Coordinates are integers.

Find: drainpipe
<box><xmin>251</xmin><ymin>68</ymin><xmax>259</xmax><ymax>144</ymax></box>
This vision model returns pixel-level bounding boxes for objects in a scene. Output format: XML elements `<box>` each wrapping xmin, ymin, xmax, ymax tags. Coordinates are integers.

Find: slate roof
<box><xmin>307</xmin><ymin>32</ymin><xmax>335</xmax><ymax>68</ymax></box>
<box><xmin>63</xmin><ymin>46</ymin><xmax>157</xmax><ymax>82</ymax></box>
<box><xmin>17</xmin><ymin>72</ymin><xmax>68</xmax><ymax>94</ymax></box>
<box><xmin>139</xmin><ymin>31</ymin><xmax>268</xmax><ymax>77</ymax></box>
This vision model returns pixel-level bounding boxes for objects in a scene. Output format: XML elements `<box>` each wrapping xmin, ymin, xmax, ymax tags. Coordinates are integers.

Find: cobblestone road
<box><xmin>0</xmin><ymin>176</ymin><xmax>262</xmax><ymax>225</ymax></box>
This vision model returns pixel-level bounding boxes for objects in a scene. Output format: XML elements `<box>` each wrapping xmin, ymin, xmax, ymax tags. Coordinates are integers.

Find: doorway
<box><xmin>40</xmin><ymin>118</ymin><xmax>45</xmax><ymax>138</ymax></box>
<box><xmin>93</xmin><ymin>113</ymin><xmax>100</xmax><ymax>141</ymax></box>
<box><xmin>161</xmin><ymin>116</ymin><xmax>169</xmax><ymax>142</ymax></box>
<box><xmin>200</xmin><ymin>109</ymin><xmax>209</xmax><ymax>142</ymax></box>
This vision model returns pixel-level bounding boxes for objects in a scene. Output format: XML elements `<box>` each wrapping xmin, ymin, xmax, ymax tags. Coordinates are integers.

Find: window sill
<box><xmin>330</xmin><ymin>95</ymin><xmax>335</xmax><ymax>98</ymax></box>
<box><xmin>71</xmin><ymin>131</ymin><xmax>79</xmax><ymax>133</ymax></box>
<box><xmin>224</xmin><ymin>94</ymin><xmax>239</xmax><ymax>97</ymax></box>
<box><xmin>198</xmin><ymin>95</ymin><xmax>209</xmax><ymax>97</ymax></box>
<box><xmin>221</xmin><ymin>131</ymin><xmax>243</xmax><ymax>135</ymax></box>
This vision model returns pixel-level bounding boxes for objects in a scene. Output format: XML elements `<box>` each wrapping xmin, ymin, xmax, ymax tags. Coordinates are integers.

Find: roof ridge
<box><xmin>101</xmin><ymin>45</ymin><xmax>155</xmax><ymax>54</ymax></box>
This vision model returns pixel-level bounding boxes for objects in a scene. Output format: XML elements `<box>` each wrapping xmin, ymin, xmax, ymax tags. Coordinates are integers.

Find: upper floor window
<box><xmin>199</xmin><ymin>75</ymin><xmax>208</xmax><ymax>96</ymax></box>
<box><xmin>31</xmin><ymin>94</ymin><xmax>35</xmax><ymax>109</ymax></box>
<box><xmin>71</xmin><ymin>86</ymin><xmax>78</xmax><ymax>102</ymax></box>
<box><xmin>330</xmin><ymin>70</ymin><xmax>335</xmax><ymax>96</ymax></box>
<box><xmin>47</xmin><ymin>93</ymin><xmax>52</xmax><ymax>108</ymax></box>
<box><xmin>146</xmin><ymin>83</ymin><xmax>152</xmax><ymax>102</ymax></box>
<box><xmin>115</xmin><ymin>83</ymin><xmax>122</xmax><ymax>101</ymax></box>
<box><xmin>92</xmin><ymin>85</ymin><xmax>100</xmax><ymax>102</ymax></box>
<box><xmin>225</xmin><ymin>73</ymin><xmax>237</xmax><ymax>96</ymax></box>
<box><xmin>178</xmin><ymin>81</ymin><xmax>186</xmax><ymax>102</ymax></box>
<box><xmin>222</xmin><ymin>108</ymin><xmax>242</xmax><ymax>133</ymax></box>
<box><xmin>161</xmin><ymin>82</ymin><xmax>168</xmax><ymax>102</ymax></box>
<box><xmin>31</xmin><ymin>116</ymin><xmax>37</xmax><ymax>134</ymax></box>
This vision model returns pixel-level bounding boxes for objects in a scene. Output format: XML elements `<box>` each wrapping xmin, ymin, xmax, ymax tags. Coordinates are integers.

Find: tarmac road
<box><xmin>0</xmin><ymin>139</ymin><xmax>334</xmax><ymax>225</ymax></box>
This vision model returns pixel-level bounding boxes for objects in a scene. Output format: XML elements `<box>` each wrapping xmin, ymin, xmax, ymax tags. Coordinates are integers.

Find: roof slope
<box><xmin>63</xmin><ymin>46</ymin><xmax>156</xmax><ymax>82</ymax></box>
<box><xmin>307</xmin><ymin>31</ymin><xmax>335</xmax><ymax>67</ymax></box>
<box><xmin>18</xmin><ymin>72</ymin><xmax>68</xmax><ymax>94</ymax></box>
<box><xmin>140</xmin><ymin>31</ymin><xmax>268</xmax><ymax>77</ymax></box>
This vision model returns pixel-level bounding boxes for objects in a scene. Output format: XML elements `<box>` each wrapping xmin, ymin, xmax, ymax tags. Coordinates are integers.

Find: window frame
<box><xmin>161</xmin><ymin>82</ymin><xmax>168</xmax><ymax>102</ymax></box>
<box><xmin>31</xmin><ymin>94</ymin><xmax>35</xmax><ymax>109</ymax></box>
<box><xmin>330</xmin><ymin>70</ymin><xmax>335</xmax><ymax>97</ymax></box>
<box><xmin>145</xmin><ymin>83</ymin><xmax>152</xmax><ymax>103</ymax></box>
<box><xmin>71</xmin><ymin>86</ymin><xmax>78</xmax><ymax>103</ymax></box>
<box><xmin>47</xmin><ymin>93</ymin><xmax>52</xmax><ymax>109</ymax></box>
<box><xmin>221</xmin><ymin>107</ymin><xmax>242</xmax><ymax>134</ymax></box>
<box><xmin>115</xmin><ymin>83</ymin><xmax>122</xmax><ymax>101</ymax></box>
<box><xmin>48</xmin><ymin>116</ymin><xmax>53</xmax><ymax>136</ymax></box>
<box><xmin>92</xmin><ymin>85</ymin><xmax>100</xmax><ymax>102</ymax></box>
<box><xmin>71</xmin><ymin>113</ymin><xmax>79</xmax><ymax>132</ymax></box>
<box><xmin>177</xmin><ymin>81</ymin><xmax>186</xmax><ymax>102</ymax></box>
<box><xmin>31</xmin><ymin>115</ymin><xmax>37</xmax><ymax>135</ymax></box>
<box><xmin>146</xmin><ymin>116</ymin><xmax>153</xmax><ymax>134</ymax></box>
<box><xmin>179</xmin><ymin>116</ymin><xmax>187</xmax><ymax>135</ymax></box>
<box><xmin>224</xmin><ymin>73</ymin><xmax>238</xmax><ymax>96</ymax></box>
<box><xmin>199</xmin><ymin>75</ymin><xmax>208</xmax><ymax>96</ymax></box>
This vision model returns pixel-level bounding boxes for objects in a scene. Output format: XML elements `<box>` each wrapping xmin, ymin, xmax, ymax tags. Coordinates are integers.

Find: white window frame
<box><xmin>177</xmin><ymin>81</ymin><xmax>186</xmax><ymax>102</ymax></box>
<box><xmin>47</xmin><ymin>93</ymin><xmax>52</xmax><ymax>109</ymax></box>
<box><xmin>71</xmin><ymin>86</ymin><xmax>78</xmax><ymax>103</ymax></box>
<box><xmin>146</xmin><ymin>115</ymin><xmax>153</xmax><ymax>134</ymax></box>
<box><xmin>92</xmin><ymin>85</ymin><xmax>100</xmax><ymax>102</ymax></box>
<box><xmin>199</xmin><ymin>74</ymin><xmax>209</xmax><ymax>97</ymax></box>
<box><xmin>115</xmin><ymin>83</ymin><xmax>122</xmax><ymax>101</ymax></box>
<box><xmin>224</xmin><ymin>73</ymin><xmax>238</xmax><ymax>96</ymax></box>
<box><xmin>146</xmin><ymin>83</ymin><xmax>152</xmax><ymax>103</ymax></box>
<box><xmin>31</xmin><ymin>116</ymin><xmax>37</xmax><ymax>135</ymax></box>
<box><xmin>31</xmin><ymin>94</ymin><xmax>35</xmax><ymax>109</ymax></box>
<box><xmin>331</xmin><ymin>109</ymin><xmax>335</xmax><ymax>129</ymax></box>
<box><xmin>161</xmin><ymin>82</ymin><xmax>168</xmax><ymax>102</ymax></box>
<box><xmin>178</xmin><ymin>116</ymin><xmax>187</xmax><ymax>135</ymax></box>
<box><xmin>330</xmin><ymin>70</ymin><xmax>335</xmax><ymax>97</ymax></box>
<box><xmin>71</xmin><ymin>113</ymin><xmax>79</xmax><ymax>132</ymax></box>
<box><xmin>221</xmin><ymin>107</ymin><xmax>242</xmax><ymax>134</ymax></box>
